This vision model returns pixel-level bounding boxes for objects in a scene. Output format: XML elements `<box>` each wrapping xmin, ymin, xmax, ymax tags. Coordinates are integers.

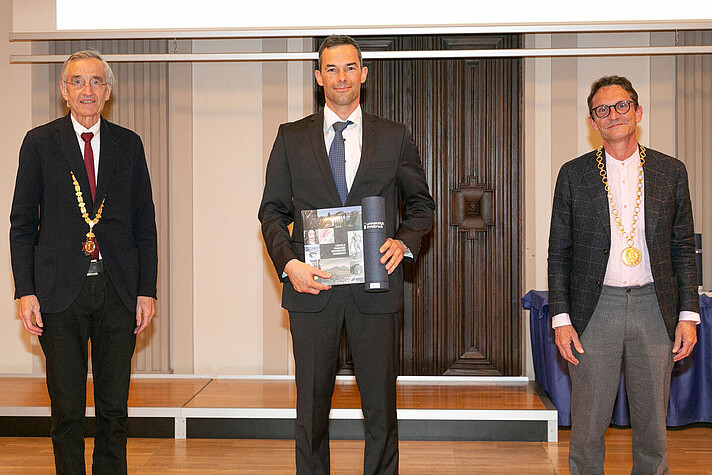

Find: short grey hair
<box><xmin>60</xmin><ymin>49</ymin><xmax>115</xmax><ymax>88</ymax></box>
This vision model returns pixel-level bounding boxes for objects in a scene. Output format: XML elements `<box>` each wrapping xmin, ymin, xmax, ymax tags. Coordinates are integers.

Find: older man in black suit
<box><xmin>10</xmin><ymin>50</ymin><xmax>157</xmax><ymax>474</ymax></box>
<box><xmin>259</xmin><ymin>35</ymin><xmax>434</xmax><ymax>474</ymax></box>
<box><xmin>548</xmin><ymin>75</ymin><xmax>699</xmax><ymax>474</ymax></box>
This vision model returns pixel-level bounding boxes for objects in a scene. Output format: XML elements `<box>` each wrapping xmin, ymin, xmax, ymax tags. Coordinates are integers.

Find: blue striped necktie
<box><xmin>329</xmin><ymin>121</ymin><xmax>351</xmax><ymax>205</ymax></box>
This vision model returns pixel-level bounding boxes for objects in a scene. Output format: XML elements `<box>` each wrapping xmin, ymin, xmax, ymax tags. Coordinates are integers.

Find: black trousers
<box><xmin>39</xmin><ymin>273</ymin><xmax>136</xmax><ymax>475</ymax></box>
<box><xmin>289</xmin><ymin>286</ymin><xmax>400</xmax><ymax>475</ymax></box>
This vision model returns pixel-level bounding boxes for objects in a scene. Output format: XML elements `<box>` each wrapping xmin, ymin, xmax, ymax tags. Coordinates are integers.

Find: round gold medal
<box><xmin>621</xmin><ymin>246</ymin><xmax>642</xmax><ymax>267</ymax></box>
<box><xmin>82</xmin><ymin>239</ymin><xmax>96</xmax><ymax>255</ymax></box>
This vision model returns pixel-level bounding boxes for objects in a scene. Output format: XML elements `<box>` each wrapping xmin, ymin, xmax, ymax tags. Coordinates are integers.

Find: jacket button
<box><xmin>596</xmin><ymin>281</ymin><xmax>601</xmax><ymax>287</ymax></box>
<box><xmin>603</xmin><ymin>249</ymin><xmax>608</xmax><ymax>255</ymax></box>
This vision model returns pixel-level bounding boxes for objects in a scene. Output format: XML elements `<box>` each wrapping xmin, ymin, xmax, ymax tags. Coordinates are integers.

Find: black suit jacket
<box><xmin>548</xmin><ymin>146</ymin><xmax>699</xmax><ymax>339</ymax></box>
<box><xmin>10</xmin><ymin>114</ymin><xmax>158</xmax><ymax>313</ymax></box>
<box><xmin>258</xmin><ymin>110</ymin><xmax>434</xmax><ymax>314</ymax></box>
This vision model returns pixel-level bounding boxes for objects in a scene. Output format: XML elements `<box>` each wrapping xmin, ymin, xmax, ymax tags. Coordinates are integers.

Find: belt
<box><xmin>87</xmin><ymin>259</ymin><xmax>104</xmax><ymax>276</ymax></box>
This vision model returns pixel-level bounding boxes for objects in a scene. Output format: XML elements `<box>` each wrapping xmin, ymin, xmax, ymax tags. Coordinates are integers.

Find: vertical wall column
<box><xmin>169</xmin><ymin>40</ymin><xmax>194</xmax><ymax>374</ymax></box>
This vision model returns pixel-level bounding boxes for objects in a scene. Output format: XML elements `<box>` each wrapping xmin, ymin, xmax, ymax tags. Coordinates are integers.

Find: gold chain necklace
<box><xmin>596</xmin><ymin>145</ymin><xmax>646</xmax><ymax>267</ymax></box>
<box><xmin>71</xmin><ymin>171</ymin><xmax>105</xmax><ymax>256</ymax></box>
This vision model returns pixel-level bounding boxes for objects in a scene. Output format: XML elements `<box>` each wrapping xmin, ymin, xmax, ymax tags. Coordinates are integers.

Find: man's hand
<box><xmin>554</xmin><ymin>324</ymin><xmax>584</xmax><ymax>365</ymax></box>
<box><xmin>379</xmin><ymin>238</ymin><xmax>407</xmax><ymax>275</ymax></box>
<box><xmin>672</xmin><ymin>320</ymin><xmax>697</xmax><ymax>362</ymax></box>
<box><xmin>19</xmin><ymin>295</ymin><xmax>43</xmax><ymax>336</ymax></box>
<box><xmin>135</xmin><ymin>296</ymin><xmax>156</xmax><ymax>335</ymax></box>
<box><xmin>284</xmin><ymin>259</ymin><xmax>332</xmax><ymax>294</ymax></box>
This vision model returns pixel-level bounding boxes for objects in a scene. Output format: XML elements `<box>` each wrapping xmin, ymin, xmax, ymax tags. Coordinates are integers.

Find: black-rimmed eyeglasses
<box><xmin>590</xmin><ymin>100</ymin><xmax>636</xmax><ymax>119</ymax></box>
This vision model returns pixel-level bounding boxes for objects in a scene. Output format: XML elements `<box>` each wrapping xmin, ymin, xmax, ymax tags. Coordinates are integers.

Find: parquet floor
<box><xmin>2</xmin><ymin>377</ymin><xmax>708</xmax><ymax>473</ymax></box>
<box><xmin>0</xmin><ymin>376</ymin><xmax>545</xmax><ymax>411</ymax></box>
<box><xmin>1</xmin><ymin>428</ymin><xmax>712</xmax><ymax>474</ymax></box>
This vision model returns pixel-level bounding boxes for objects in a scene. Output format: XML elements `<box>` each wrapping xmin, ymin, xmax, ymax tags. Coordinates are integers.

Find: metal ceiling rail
<box><xmin>8</xmin><ymin>20</ymin><xmax>712</xmax><ymax>41</ymax></box>
<box><xmin>10</xmin><ymin>45</ymin><xmax>712</xmax><ymax>64</ymax></box>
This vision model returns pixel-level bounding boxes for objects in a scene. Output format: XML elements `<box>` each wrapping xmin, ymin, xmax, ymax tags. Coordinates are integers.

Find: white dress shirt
<box><xmin>601</xmin><ymin>148</ymin><xmax>653</xmax><ymax>288</ymax></box>
<box><xmin>552</xmin><ymin>148</ymin><xmax>700</xmax><ymax>328</ymax></box>
<box><xmin>323</xmin><ymin>105</ymin><xmax>362</xmax><ymax>191</ymax></box>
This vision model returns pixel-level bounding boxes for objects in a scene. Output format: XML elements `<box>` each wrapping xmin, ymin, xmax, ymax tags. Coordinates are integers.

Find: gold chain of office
<box><xmin>596</xmin><ymin>144</ymin><xmax>646</xmax><ymax>267</ymax></box>
<box><xmin>71</xmin><ymin>171</ymin><xmax>105</xmax><ymax>256</ymax></box>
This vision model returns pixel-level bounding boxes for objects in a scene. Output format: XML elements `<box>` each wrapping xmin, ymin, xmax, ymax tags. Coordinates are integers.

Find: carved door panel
<box><xmin>318</xmin><ymin>35</ymin><xmax>522</xmax><ymax>376</ymax></box>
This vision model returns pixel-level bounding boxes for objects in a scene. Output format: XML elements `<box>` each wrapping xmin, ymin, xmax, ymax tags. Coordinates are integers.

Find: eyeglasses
<box><xmin>590</xmin><ymin>100</ymin><xmax>636</xmax><ymax>119</ymax></box>
<box><xmin>63</xmin><ymin>78</ymin><xmax>109</xmax><ymax>90</ymax></box>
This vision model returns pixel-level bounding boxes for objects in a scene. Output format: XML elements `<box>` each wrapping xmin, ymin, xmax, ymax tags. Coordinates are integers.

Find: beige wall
<box><xmin>191</xmin><ymin>39</ymin><xmax>265</xmax><ymax>375</ymax></box>
<box><xmin>187</xmin><ymin>38</ymin><xmax>313</xmax><ymax>376</ymax></box>
<box><xmin>12</xmin><ymin>0</ymin><xmax>54</xmax><ymax>33</ymax></box>
<box><xmin>1</xmin><ymin>0</ymin><xmax>34</xmax><ymax>373</ymax></box>
<box><xmin>189</xmin><ymin>39</ymin><xmax>312</xmax><ymax>375</ymax></box>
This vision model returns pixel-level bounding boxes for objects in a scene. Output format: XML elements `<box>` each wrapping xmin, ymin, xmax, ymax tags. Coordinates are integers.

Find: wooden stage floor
<box><xmin>1</xmin><ymin>429</ymin><xmax>712</xmax><ymax>474</ymax></box>
<box><xmin>1</xmin><ymin>376</ymin><xmax>711</xmax><ymax>473</ymax></box>
<box><xmin>1</xmin><ymin>375</ymin><xmax>557</xmax><ymax>441</ymax></box>
<box><xmin>0</xmin><ymin>375</ymin><xmax>548</xmax><ymax>411</ymax></box>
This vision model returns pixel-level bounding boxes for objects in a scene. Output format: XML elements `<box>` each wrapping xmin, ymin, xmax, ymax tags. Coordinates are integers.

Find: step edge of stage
<box><xmin>0</xmin><ymin>374</ymin><xmax>531</xmax><ymax>383</ymax></box>
<box><xmin>0</xmin><ymin>373</ymin><xmax>213</xmax><ymax>379</ymax></box>
<box><xmin>1</xmin><ymin>405</ymin><xmax>556</xmax><ymax>422</ymax></box>
<box><xmin>0</xmin><ymin>406</ymin><xmax>180</xmax><ymax>417</ymax></box>
<box><xmin>212</xmin><ymin>375</ymin><xmax>531</xmax><ymax>383</ymax></box>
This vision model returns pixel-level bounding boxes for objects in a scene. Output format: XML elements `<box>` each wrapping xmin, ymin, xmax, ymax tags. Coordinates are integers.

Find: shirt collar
<box><xmin>70</xmin><ymin>114</ymin><xmax>101</xmax><ymax>137</ymax></box>
<box><xmin>605</xmin><ymin>146</ymin><xmax>640</xmax><ymax>167</ymax></box>
<box><xmin>323</xmin><ymin>105</ymin><xmax>361</xmax><ymax>133</ymax></box>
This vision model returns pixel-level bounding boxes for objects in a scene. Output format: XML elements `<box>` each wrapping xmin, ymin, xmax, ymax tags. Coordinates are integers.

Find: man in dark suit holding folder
<box><xmin>259</xmin><ymin>35</ymin><xmax>434</xmax><ymax>474</ymax></box>
<box><xmin>10</xmin><ymin>50</ymin><xmax>157</xmax><ymax>474</ymax></box>
<box><xmin>548</xmin><ymin>75</ymin><xmax>699</xmax><ymax>474</ymax></box>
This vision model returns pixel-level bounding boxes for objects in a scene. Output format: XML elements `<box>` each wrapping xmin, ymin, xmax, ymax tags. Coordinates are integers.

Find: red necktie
<box><xmin>80</xmin><ymin>132</ymin><xmax>99</xmax><ymax>259</ymax></box>
<box><xmin>80</xmin><ymin>132</ymin><xmax>97</xmax><ymax>199</ymax></box>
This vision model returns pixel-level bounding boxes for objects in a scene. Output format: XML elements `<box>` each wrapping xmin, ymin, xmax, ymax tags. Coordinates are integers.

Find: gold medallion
<box><xmin>621</xmin><ymin>246</ymin><xmax>641</xmax><ymax>267</ymax></box>
<box><xmin>82</xmin><ymin>236</ymin><xmax>96</xmax><ymax>256</ymax></box>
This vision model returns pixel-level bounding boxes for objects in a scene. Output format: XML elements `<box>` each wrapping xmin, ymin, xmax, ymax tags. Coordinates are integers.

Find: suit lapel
<box><xmin>93</xmin><ymin>117</ymin><xmax>117</xmax><ymax>213</ymax></box>
<box><xmin>309</xmin><ymin>110</ymin><xmax>343</xmax><ymax>205</ymax></box>
<box><xmin>588</xmin><ymin>150</ymin><xmax>611</xmax><ymax>240</ymax></box>
<box><xmin>643</xmin><ymin>148</ymin><xmax>661</xmax><ymax>251</ymax></box>
<box><xmin>57</xmin><ymin>114</ymin><xmax>94</xmax><ymax>209</ymax></box>
<box><xmin>347</xmin><ymin>111</ymin><xmax>376</xmax><ymax>204</ymax></box>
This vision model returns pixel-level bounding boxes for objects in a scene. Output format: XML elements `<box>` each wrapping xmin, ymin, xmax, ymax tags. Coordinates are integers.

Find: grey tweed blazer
<box><xmin>547</xmin><ymin>146</ymin><xmax>699</xmax><ymax>339</ymax></box>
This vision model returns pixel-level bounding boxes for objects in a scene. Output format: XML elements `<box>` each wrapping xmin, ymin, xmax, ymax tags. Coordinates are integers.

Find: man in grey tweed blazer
<box><xmin>548</xmin><ymin>76</ymin><xmax>699</xmax><ymax>474</ymax></box>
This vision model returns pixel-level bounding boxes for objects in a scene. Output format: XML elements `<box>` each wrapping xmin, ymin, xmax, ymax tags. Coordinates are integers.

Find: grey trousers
<box><xmin>568</xmin><ymin>283</ymin><xmax>674</xmax><ymax>475</ymax></box>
